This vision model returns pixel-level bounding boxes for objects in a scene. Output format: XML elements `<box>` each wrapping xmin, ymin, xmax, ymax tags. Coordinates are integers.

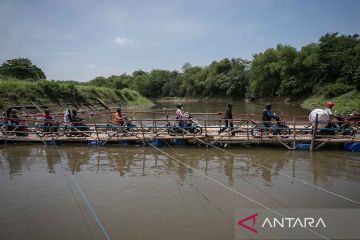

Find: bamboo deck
<box><xmin>1</xmin><ymin>127</ymin><xmax>359</xmax><ymax>150</ymax></box>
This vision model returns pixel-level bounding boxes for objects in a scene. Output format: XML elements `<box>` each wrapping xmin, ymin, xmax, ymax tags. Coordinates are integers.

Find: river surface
<box><xmin>1</xmin><ymin>100</ymin><xmax>359</xmax><ymax>240</ymax></box>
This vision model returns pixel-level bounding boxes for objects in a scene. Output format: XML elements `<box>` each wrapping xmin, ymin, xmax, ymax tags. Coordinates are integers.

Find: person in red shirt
<box><xmin>43</xmin><ymin>109</ymin><xmax>55</xmax><ymax>132</ymax></box>
<box><xmin>114</xmin><ymin>108</ymin><xmax>125</xmax><ymax>126</ymax></box>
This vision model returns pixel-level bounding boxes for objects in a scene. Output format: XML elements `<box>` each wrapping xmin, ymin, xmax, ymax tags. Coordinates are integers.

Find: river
<box><xmin>1</xmin><ymin>100</ymin><xmax>359</xmax><ymax>240</ymax></box>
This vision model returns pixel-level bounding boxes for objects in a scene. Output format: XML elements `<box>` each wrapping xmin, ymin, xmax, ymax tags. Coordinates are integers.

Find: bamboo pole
<box><xmin>310</xmin><ymin>114</ymin><xmax>318</xmax><ymax>151</ymax></box>
<box><xmin>140</xmin><ymin>120</ymin><xmax>146</xmax><ymax>146</ymax></box>
<box><xmin>152</xmin><ymin>112</ymin><xmax>155</xmax><ymax>133</ymax></box>
<box><xmin>204</xmin><ymin>121</ymin><xmax>209</xmax><ymax>148</ymax></box>
<box><xmin>293</xmin><ymin>117</ymin><xmax>296</xmax><ymax>150</ymax></box>
<box><xmin>94</xmin><ymin>123</ymin><xmax>100</xmax><ymax>143</ymax></box>
<box><xmin>246</xmin><ymin>120</ymin><xmax>249</xmax><ymax>142</ymax></box>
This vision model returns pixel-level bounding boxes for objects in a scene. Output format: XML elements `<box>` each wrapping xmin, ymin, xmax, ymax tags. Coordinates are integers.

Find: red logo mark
<box><xmin>237</xmin><ymin>213</ymin><xmax>258</xmax><ymax>234</ymax></box>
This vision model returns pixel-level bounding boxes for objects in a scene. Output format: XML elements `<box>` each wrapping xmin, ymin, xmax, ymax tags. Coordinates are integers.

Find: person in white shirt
<box><xmin>324</xmin><ymin>101</ymin><xmax>339</xmax><ymax>128</ymax></box>
<box><xmin>64</xmin><ymin>109</ymin><xmax>71</xmax><ymax>125</ymax></box>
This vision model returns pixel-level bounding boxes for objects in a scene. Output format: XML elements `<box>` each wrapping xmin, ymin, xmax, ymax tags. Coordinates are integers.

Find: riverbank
<box><xmin>301</xmin><ymin>90</ymin><xmax>360</xmax><ymax>115</ymax></box>
<box><xmin>0</xmin><ymin>80</ymin><xmax>154</xmax><ymax>110</ymax></box>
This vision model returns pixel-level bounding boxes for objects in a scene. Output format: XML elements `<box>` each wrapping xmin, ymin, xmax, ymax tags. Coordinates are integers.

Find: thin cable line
<box><xmin>52</xmin><ymin>144</ymin><xmax>112</xmax><ymax>240</ymax></box>
<box><xmin>55</xmin><ymin>149</ymin><xmax>96</xmax><ymax>240</ymax></box>
<box><xmin>147</xmin><ymin>142</ymin><xmax>330</xmax><ymax>240</ymax></box>
<box><xmin>190</xmin><ymin>134</ymin><xmax>360</xmax><ymax>205</ymax></box>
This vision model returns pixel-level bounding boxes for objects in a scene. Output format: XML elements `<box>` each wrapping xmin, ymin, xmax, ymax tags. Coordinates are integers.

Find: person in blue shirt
<box><xmin>262</xmin><ymin>103</ymin><xmax>278</xmax><ymax>129</ymax></box>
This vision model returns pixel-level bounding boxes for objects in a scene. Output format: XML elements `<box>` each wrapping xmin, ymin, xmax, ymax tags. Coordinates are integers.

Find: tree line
<box><xmin>1</xmin><ymin>32</ymin><xmax>359</xmax><ymax>100</ymax></box>
<box><xmin>89</xmin><ymin>33</ymin><xmax>360</xmax><ymax>99</ymax></box>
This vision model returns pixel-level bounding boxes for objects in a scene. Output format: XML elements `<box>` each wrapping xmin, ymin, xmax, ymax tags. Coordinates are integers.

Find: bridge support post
<box><xmin>310</xmin><ymin>114</ymin><xmax>318</xmax><ymax>151</ymax></box>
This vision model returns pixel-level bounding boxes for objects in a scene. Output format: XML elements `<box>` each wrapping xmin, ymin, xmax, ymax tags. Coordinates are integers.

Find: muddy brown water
<box><xmin>1</xmin><ymin>100</ymin><xmax>360</xmax><ymax>240</ymax></box>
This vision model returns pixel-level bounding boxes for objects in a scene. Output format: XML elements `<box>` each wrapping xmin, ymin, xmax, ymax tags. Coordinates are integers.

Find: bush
<box><xmin>0</xmin><ymin>80</ymin><xmax>153</xmax><ymax>108</ymax></box>
<box><xmin>324</xmin><ymin>82</ymin><xmax>354</xmax><ymax>98</ymax></box>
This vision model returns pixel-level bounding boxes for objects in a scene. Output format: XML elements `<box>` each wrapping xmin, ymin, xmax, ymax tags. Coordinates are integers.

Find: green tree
<box><xmin>0</xmin><ymin>58</ymin><xmax>46</xmax><ymax>80</ymax></box>
<box><xmin>217</xmin><ymin>59</ymin><xmax>250</xmax><ymax>97</ymax></box>
<box><xmin>250</xmin><ymin>46</ymin><xmax>282</xmax><ymax>97</ymax></box>
<box><xmin>318</xmin><ymin>33</ymin><xmax>360</xmax><ymax>85</ymax></box>
<box><xmin>89</xmin><ymin>76</ymin><xmax>107</xmax><ymax>87</ymax></box>
<box><xmin>161</xmin><ymin>71</ymin><xmax>183</xmax><ymax>97</ymax></box>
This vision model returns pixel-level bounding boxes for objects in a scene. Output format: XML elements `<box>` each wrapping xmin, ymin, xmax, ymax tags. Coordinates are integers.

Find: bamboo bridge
<box><xmin>1</xmin><ymin>110</ymin><xmax>360</xmax><ymax>151</ymax></box>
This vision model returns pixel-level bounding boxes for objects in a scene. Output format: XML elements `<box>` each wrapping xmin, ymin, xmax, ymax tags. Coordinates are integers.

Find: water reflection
<box><xmin>1</xmin><ymin>146</ymin><xmax>38</xmax><ymax>176</ymax></box>
<box><xmin>1</xmin><ymin>145</ymin><xmax>360</xmax><ymax>188</ymax></box>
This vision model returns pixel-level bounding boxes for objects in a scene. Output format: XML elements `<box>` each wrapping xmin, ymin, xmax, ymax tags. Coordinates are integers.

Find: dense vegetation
<box><xmin>0</xmin><ymin>58</ymin><xmax>46</xmax><ymax>80</ymax></box>
<box><xmin>89</xmin><ymin>59</ymin><xmax>251</xmax><ymax>98</ymax></box>
<box><xmin>89</xmin><ymin>33</ymin><xmax>360</xmax><ymax>101</ymax></box>
<box><xmin>0</xmin><ymin>80</ymin><xmax>151</xmax><ymax>109</ymax></box>
<box><xmin>252</xmin><ymin>33</ymin><xmax>360</xmax><ymax>98</ymax></box>
<box><xmin>0</xmin><ymin>59</ymin><xmax>152</xmax><ymax>108</ymax></box>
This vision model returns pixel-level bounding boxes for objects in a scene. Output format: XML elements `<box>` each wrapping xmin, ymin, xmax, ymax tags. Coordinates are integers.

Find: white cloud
<box><xmin>86</xmin><ymin>64</ymin><xmax>96</xmax><ymax>68</ymax></box>
<box><xmin>112</xmin><ymin>36</ymin><xmax>133</xmax><ymax>46</ymax></box>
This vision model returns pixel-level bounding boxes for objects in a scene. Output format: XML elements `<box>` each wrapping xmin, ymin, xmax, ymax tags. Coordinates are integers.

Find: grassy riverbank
<box><xmin>302</xmin><ymin>90</ymin><xmax>360</xmax><ymax>115</ymax></box>
<box><xmin>0</xmin><ymin>80</ymin><xmax>153</xmax><ymax>109</ymax></box>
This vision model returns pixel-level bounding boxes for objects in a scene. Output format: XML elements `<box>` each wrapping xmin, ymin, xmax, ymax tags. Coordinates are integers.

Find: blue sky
<box><xmin>0</xmin><ymin>0</ymin><xmax>359</xmax><ymax>81</ymax></box>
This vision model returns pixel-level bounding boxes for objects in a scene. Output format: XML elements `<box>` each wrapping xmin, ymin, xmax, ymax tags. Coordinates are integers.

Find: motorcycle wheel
<box><xmin>56</xmin><ymin>126</ymin><xmax>65</xmax><ymax>137</ymax></box>
<box><xmin>278</xmin><ymin>125</ymin><xmax>291</xmax><ymax>138</ymax></box>
<box><xmin>36</xmin><ymin>126</ymin><xmax>46</xmax><ymax>137</ymax></box>
<box><xmin>127</xmin><ymin>126</ymin><xmax>139</xmax><ymax>136</ymax></box>
<box><xmin>251</xmin><ymin>124</ymin><xmax>262</xmax><ymax>138</ymax></box>
<box><xmin>167</xmin><ymin>127</ymin><xmax>177</xmax><ymax>136</ymax></box>
<box><xmin>106</xmin><ymin>125</ymin><xmax>117</xmax><ymax>137</ymax></box>
<box><xmin>65</xmin><ymin>128</ymin><xmax>74</xmax><ymax>137</ymax></box>
<box><xmin>193</xmin><ymin>126</ymin><xmax>202</xmax><ymax>135</ymax></box>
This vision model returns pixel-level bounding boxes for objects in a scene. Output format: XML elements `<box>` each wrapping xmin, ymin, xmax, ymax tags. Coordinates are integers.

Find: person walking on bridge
<box><xmin>218</xmin><ymin>103</ymin><xmax>235</xmax><ymax>136</ymax></box>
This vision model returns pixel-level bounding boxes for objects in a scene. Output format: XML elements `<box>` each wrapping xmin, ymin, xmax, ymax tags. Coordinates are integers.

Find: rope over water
<box><xmin>147</xmin><ymin>142</ymin><xmax>330</xmax><ymax>240</ymax></box>
<box><xmin>179</xmin><ymin>132</ymin><xmax>360</xmax><ymax>206</ymax></box>
<box><xmin>51</xmin><ymin>143</ymin><xmax>112</xmax><ymax>240</ymax></box>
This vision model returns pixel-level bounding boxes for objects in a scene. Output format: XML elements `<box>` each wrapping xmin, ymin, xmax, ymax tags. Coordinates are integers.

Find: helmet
<box><xmin>117</xmin><ymin>107</ymin><xmax>122</xmax><ymax>112</ymax></box>
<box><xmin>177</xmin><ymin>103</ymin><xmax>183</xmax><ymax>108</ymax></box>
<box><xmin>227</xmin><ymin>103</ymin><xmax>233</xmax><ymax>108</ymax></box>
<box><xmin>265</xmin><ymin>103</ymin><xmax>272</xmax><ymax>109</ymax></box>
<box><xmin>45</xmin><ymin>109</ymin><xmax>51</xmax><ymax>114</ymax></box>
<box><xmin>327</xmin><ymin>101</ymin><xmax>335</xmax><ymax>108</ymax></box>
<box><xmin>72</xmin><ymin>109</ymin><xmax>77</xmax><ymax>114</ymax></box>
<box><xmin>11</xmin><ymin>109</ymin><xmax>17</xmax><ymax>114</ymax></box>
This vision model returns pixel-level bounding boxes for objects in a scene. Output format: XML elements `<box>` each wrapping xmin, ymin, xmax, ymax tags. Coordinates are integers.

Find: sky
<box><xmin>0</xmin><ymin>0</ymin><xmax>359</xmax><ymax>81</ymax></box>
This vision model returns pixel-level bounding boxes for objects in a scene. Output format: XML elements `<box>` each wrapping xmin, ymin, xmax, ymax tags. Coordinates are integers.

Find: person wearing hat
<box><xmin>218</xmin><ymin>103</ymin><xmax>235</xmax><ymax>136</ymax></box>
<box><xmin>262</xmin><ymin>103</ymin><xmax>277</xmax><ymax>129</ymax></box>
<box><xmin>324</xmin><ymin>101</ymin><xmax>339</xmax><ymax>129</ymax></box>
<box><xmin>324</xmin><ymin>101</ymin><xmax>335</xmax><ymax>118</ymax></box>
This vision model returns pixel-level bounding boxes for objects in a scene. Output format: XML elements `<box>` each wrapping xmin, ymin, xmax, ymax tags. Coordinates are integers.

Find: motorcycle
<box><xmin>251</xmin><ymin>117</ymin><xmax>291</xmax><ymax>138</ymax></box>
<box><xmin>167</xmin><ymin>114</ymin><xmax>202</xmax><ymax>135</ymax></box>
<box><xmin>184</xmin><ymin>115</ymin><xmax>202</xmax><ymax>135</ymax></box>
<box><xmin>318</xmin><ymin>116</ymin><xmax>356</xmax><ymax>136</ymax></box>
<box><xmin>1</xmin><ymin>118</ymin><xmax>29</xmax><ymax>136</ymax></box>
<box><xmin>35</xmin><ymin>118</ymin><xmax>64</xmax><ymax>137</ymax></box>
<box><xmin>65</xmin><ymin>118</ymin><xmax>90</xmax><ymax>137</ymax></box>
<box><xmin>105</xmin><ymin>118</ymin><xmax>139</xmax><ymax>137</ymax></box>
